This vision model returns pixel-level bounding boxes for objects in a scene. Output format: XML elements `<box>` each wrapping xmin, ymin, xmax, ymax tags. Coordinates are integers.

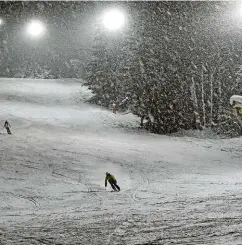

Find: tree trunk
<box><xmin>190</xmin><ymin>76</ymin><xmax>201</xmax><ymax>129</ymax></box>
<box><xmin>210</xmin><ymin>73</ymin><xmax>213</xmax><ymax>125</ymax></box>
<box><xmin>201</xmin><ymin>70</ymin><xmax>206</xmax><ymax>127</ymax></box>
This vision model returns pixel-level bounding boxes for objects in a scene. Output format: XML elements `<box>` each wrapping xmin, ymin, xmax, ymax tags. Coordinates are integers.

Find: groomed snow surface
<box><xmin>0</xmin><ymin>78</ymin><xmax>242</xmax><ymax>245</ymax></box>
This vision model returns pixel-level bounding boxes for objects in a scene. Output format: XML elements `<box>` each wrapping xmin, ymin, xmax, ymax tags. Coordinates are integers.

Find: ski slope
<box><xmin>0</xmin><ymin>78</ymin><xmax>242</xmax><ymax>245</ymax></box>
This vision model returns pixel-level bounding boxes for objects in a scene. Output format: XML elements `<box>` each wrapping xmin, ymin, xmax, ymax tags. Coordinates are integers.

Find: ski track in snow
<box><xmin>1</xmin><ymin>78</ymin><xmax>242</xmax><ymax>244</ymax></box>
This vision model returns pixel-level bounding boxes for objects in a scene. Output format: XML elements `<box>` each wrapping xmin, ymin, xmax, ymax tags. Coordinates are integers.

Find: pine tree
<box><xmin>84</xmin><ymin>1</ymin><xmax>242</xmax><ymax>136</ymax></box>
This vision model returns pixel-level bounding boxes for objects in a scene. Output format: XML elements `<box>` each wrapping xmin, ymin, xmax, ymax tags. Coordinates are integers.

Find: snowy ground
<box><xmin>0</xmin><ymin>78</ymin><xmax>242</xmax><ymax>245</ymax></box>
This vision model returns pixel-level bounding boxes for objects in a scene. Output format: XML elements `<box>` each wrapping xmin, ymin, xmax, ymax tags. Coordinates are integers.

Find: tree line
<box><xmin>84</xmin><ymin>2</ymin><xmax>242</xmax><ymax>137</ymax></box>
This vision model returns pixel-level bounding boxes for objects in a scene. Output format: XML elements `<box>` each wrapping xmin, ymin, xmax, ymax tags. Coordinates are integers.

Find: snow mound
<box><xmin>170</xmin><ymin>128</ymin><xmax>221</xmax><ymax>139</ymax></box>
<box><xmin>230</xmin><ymin>95</ymin><xmax>242</xmax><ymax>106</ymax></box>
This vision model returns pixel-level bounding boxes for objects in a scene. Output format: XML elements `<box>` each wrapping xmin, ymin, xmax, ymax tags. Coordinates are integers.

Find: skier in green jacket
<box><xmin>105</xmin><ymin>172</ymin><xmax>120</xmax><ymax>191</ymax></box>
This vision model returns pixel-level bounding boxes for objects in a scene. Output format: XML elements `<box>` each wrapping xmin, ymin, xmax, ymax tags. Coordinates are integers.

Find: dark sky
<box><xmin>1</xmin><ymin>2</ymin><xmax>101</xmax><ymax>63</ymax></box>
<box><xmin>0</xmin><ymin>1</ymin><xmax>137</xmax><ymax>76</ymax></box>
<box><xmin>1</xmin><ymin>1</ymin><xmax>242</xmax><ymax>77</ymax></box>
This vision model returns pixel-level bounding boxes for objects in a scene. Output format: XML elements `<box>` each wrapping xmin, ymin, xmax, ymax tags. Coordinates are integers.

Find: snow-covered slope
<box><xmin>0</xmin><ymin>78</ymin><xmax>242</xmax><ymax>244</ymax></box>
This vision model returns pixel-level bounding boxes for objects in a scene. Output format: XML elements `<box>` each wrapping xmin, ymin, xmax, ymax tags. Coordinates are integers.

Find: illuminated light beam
<box><xmin>102</xmin><ymin>9</ymin><xmax>126</xmax><ymax>31</ymax></box>
<box><xmin>26</xmin><ymin>20</ymin><xmax>45</xmax><ymax>37</ymax></box>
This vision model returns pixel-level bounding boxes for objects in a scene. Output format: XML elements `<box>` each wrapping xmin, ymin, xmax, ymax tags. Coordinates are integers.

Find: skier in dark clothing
<box><xmin>105</xmin><ymin>172</ymin><xmax>120</xmax><ymax>191</ymax></box>
<box><xmin>3</xmin><ymin>120</ymin><xmax>11</xmax><ymax>134</ymax></box>
<box><xmin>111</xmin><ymin>102</ymin><xmax>117</xmax><ymax>114</ymax></box>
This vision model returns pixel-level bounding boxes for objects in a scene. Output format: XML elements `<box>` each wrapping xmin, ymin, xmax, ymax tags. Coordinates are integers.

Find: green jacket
<box><xmin>105</xmin><ymin>174</ymin><xmax>116</xmax><ymax>186</ymax></box>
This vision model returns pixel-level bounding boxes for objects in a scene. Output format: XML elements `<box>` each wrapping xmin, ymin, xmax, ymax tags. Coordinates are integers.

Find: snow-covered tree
<box><xmin>85</xmin><ymin>2</ymin><xmax>242</xmax><ymax>136</ymax></box>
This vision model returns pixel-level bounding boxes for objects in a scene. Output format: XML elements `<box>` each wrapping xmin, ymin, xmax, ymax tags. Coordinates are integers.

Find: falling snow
<box><xmin>1</xmin><ymin>1</ymin><xmax>242</xmax><ymax>244</ymax></box>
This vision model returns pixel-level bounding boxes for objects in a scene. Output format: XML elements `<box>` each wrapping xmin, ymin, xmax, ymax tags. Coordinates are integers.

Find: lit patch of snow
<box><xmin>0</xmin><ymin>78</ymin><xmax>242</xmax><ymax>244</ymax></box>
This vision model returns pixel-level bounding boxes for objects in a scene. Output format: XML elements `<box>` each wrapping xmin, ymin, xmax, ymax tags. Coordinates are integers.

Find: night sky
<box><xmin>1</xmin><ymin>2</ymin><xmax>100</xmax><ymax>66</ymax></box>
<box><xmin>0</xmin><ymin>2</ymin><xmax>130</xmax><ymax>75</ymax></box>
<box><xmin>1</xmin><ymin>1</ymin><xmax>242</xmax><ymax>77</ymax></box>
